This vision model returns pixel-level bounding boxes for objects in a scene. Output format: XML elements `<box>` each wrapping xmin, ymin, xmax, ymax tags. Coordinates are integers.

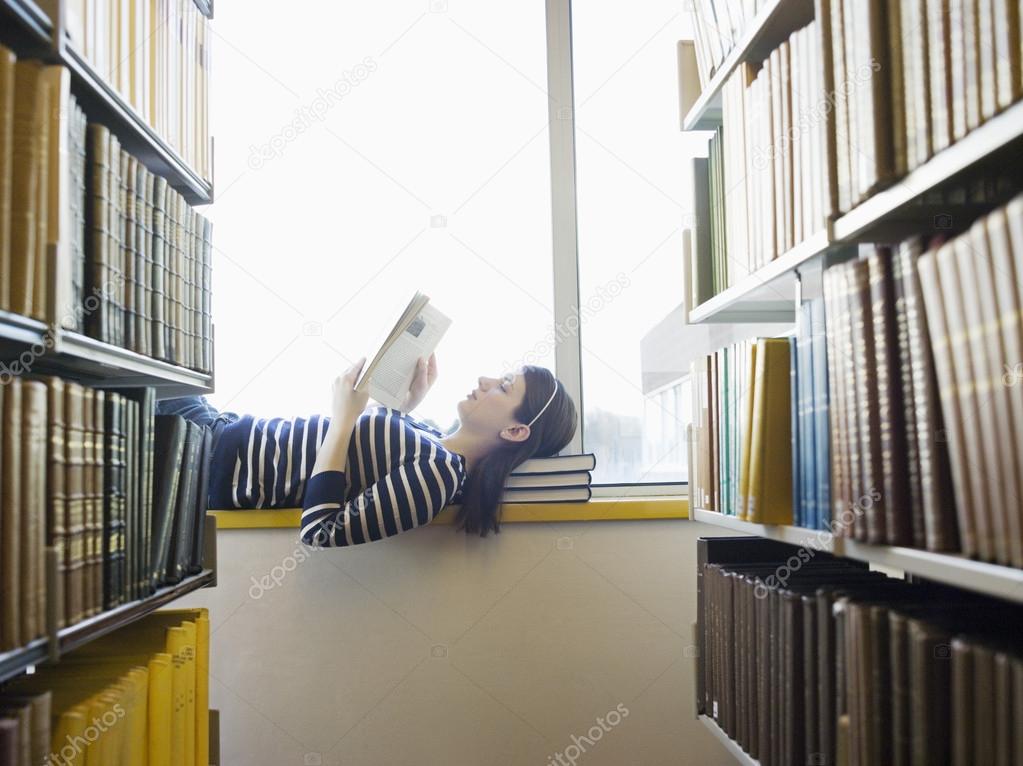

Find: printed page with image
<box><xmin>355</xmin><ymin>292</ymin><xmax>452</xmax><ymax>410</ymax></box>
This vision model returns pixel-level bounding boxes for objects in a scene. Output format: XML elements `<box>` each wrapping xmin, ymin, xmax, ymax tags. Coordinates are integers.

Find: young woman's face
<box><xmin>457</xmin><ymin>371</ymin><xmax>529</xmax><ymax>435</ymax></box>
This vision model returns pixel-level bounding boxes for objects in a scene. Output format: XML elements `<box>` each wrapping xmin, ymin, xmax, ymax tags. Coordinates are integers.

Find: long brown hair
<box><xmin>453</xmin><ymin>366</ymin><xmax>577</xmax><ymax>537</ymax></box>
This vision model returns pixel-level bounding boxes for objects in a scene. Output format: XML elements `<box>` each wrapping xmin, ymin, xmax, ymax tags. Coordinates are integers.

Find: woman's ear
<box><xmin>499</xmin><ymin>423</ymin><xmax>531</xmax><ymax>443</ymax></box>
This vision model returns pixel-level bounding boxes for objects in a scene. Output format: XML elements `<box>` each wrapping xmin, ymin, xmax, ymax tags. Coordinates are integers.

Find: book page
<box><xmin>365</xmin><ymin>303</ymin><xmax>452</xmax><ymax>409</ymax></box>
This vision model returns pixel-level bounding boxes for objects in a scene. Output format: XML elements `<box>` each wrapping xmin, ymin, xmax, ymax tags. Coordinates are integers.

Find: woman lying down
<box><xmin>157</xmin><ymin>355</ymin><xmax>577</xmax><ymax>547</ymax></box>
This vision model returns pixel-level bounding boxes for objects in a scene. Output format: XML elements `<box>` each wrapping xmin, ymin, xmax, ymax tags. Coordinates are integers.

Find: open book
<box><xmin>355</xmin><ymin>291</ymin><xmax>452</xmax><ymax>410</ymax></box>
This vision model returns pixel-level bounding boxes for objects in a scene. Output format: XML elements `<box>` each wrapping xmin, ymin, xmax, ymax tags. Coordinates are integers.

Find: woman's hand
<box><xmin>332</xmin><ymin>357</ymin><xmax>370</xmax><ymax>422</ymax></box>
<box><xmin>401</xmin><ymin>352</ymin><xmax>438</xmax><ymax>412</ymax></box>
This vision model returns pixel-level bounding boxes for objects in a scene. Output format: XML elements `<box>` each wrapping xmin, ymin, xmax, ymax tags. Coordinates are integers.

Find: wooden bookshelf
<box><xmin>0</xmin><ymin>0</ymin><xmax>51</xmax><ymax>47</ymax></box>
<box><xmin>832</xmin><ymin>99</ymin><xmax>1023</xmax><ymax>242</ymax></box>
<box><xmin>691</xmin><ymin>508</ymin><xmax>834</xmax><ymax>551</ymax></box>
<box><xmin>692</xmin><ymin>509</ymin><xmax>1023</xmax><ymax>604</ymax></box>
<box><xmin>687</xmin><ymin>228</ymin><xmax>830</xmax><ymax>324</ymax></box>
<box><xmin>0</xmin><ymin>0</ymin><xmax>213</xmax><ymax>204</ymax></box>
<box><xmin>0</xmin><ymin>311</ymin><xmax>214</xmax><ymax>394</ymax></box>
<box><xmin>0</xmin><ymin>569</ymin><xmax>215</xmax><ymax>684</ymax></box>
<box><xmin>683</xmin><ymin>0</ymin><xmax>814</xmax><ymax>131</ymax></box>
<box><xmin>62</xmin><ymin>44</ymin><xmax>213</xmax><ymax>204</ymax></box>
<box><xmin>698</xmin><ymin>716</ymin><xmax>759</xmax><ymax>765</ymax></box>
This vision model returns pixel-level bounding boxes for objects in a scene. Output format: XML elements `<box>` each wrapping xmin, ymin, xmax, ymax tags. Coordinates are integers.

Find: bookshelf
<box><xmin>0</xmin><ymin>568</ymin><xmax>215</xmax><ymax>684</ymax></box>
<box><xmin>682</xmin><ymin>0</ymin><xmax>813</xmax><ymax>131</ymax></box>
<box><xmin>0</xmin><ymin>0</ymin><xmax>213</xmax><ymax>203</ymax></box>
<box><xmin>687</xmin><ymin>98</ymin><xmax>1023</xmax><ymax>324</ymax></box>
<box><xmin>698</xmin><ymin>716</ymin><xmax>759</xmax><ymax>766</ymax></box>
<box><xmin>0</xmin><ymin>311</ymin><xmax>214</xmax><ymax>394</ymax></box>
<box><xmin>0</xmin><ymin>2</ymin><xmax>220</xmax><ymax>759</ymax></box>
<box><xmin>691</xmin><ymin>509</ymin><xmax>1023</xmax><ymax>604</ymax></box>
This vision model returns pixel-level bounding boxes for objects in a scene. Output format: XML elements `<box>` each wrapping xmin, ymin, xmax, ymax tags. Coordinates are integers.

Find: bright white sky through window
<box><xmin>206</xmin><ymin>0</ymin><xmax>556</xmax><ymax>430</ymax></box>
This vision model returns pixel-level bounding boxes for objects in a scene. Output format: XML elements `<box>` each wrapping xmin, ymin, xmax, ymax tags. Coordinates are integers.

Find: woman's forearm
<box><xmin>310</xmin><ymin>413</ymin><xmax>357</xmax><ymax>476</ymax></box>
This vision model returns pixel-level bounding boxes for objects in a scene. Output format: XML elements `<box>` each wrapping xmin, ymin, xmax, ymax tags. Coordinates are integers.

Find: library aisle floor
<box><xmin>178</xmin><ymin>518</ymin><xmax>741</xmax><ymax>765</ymax></box>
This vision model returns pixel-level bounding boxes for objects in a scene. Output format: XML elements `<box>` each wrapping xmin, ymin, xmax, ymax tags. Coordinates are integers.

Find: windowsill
<box><xmin>209</xmin><ymin>497</ymin><xmax>689</xmax><ymax>529</ymax></box>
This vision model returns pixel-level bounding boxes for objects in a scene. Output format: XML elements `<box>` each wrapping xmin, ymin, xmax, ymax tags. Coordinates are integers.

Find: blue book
<box><xmin>800</xmin><ymin>301</ymin><xmax>816</xmax><ymax>529</ymax></box>
<box><xmin>811</xmin><ymin>298</ymin><xmax>831</xmax><ymax>530</ymax></box>
<box><xmin>789</xmin><ymin>335</ymin><xmax>800</xmax><ymax>526</ymax></box>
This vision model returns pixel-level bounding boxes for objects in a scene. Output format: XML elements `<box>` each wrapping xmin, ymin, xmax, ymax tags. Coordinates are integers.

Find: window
<box><xmin>208</xmin><ymin>0</ymin><xmax>695</xmax><ymax>486</ymax></box>
<box><xmin>207</xmin><ymin>1</ymin><xmax>554</xmax><ymax>431</ymax></box>
<box><xmin>570</xmin><ymin>2</ymin><xmax>696</xmax><ymax>484</ymax></box>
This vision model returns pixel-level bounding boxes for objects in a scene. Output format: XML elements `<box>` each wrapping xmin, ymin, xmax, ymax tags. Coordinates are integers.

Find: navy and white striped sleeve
<box><xmin>299</xmin><ymin>446</ymin><xmax>461</xmax><ymax>547</ymax></box>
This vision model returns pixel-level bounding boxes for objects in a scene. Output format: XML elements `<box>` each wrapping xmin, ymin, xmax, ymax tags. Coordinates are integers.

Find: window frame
<box><xmin>545</xmin><ymin>0</ymin><xmax>686</xmax><ymax>495</ymax></box>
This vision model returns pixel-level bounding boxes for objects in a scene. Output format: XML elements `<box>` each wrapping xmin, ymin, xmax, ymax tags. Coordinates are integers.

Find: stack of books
<box><xmin>502</xmin><ymin>453</ymin><xmax>596</xmax><ymax>504</ymax></box>
<box><xmin>1</xmin><ymin>378</ymin><xmax>211</xmax><ymax>656</ymax></box>
<box><xmin>1</xmin><ymin>608</ymin><xmax>210</xmax><ymax>765</ymax></box>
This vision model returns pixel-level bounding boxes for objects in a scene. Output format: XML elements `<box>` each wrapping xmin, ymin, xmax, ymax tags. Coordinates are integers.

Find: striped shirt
<box><xmin>208</xmin><ymin>406</ymin><xmax>466</xmax><ymax>546</ymax></box>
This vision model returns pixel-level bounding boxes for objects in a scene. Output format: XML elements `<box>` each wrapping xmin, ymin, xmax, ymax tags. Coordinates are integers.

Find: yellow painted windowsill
<box><xmin>210</xmin><ymin>497</ymin><xmax>690</xmax><ymax>529</ymax></box>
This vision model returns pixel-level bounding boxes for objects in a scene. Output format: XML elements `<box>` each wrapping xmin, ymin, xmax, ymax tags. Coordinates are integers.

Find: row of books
<box><xmin>701</xmin><ymin>552</ymin><xmax>1023</xmax><ymax>766</ymax></box>
<box><xmin>690</xmin><ymin>193</ymin><xmax>1023</xmax><ymax>567</ymax></box>
<box><xmin>823</xmin><ymin>0</ymin><xmax>1023</xmax><ymax>213</ymax></box>
<box><xmin>0</xmin><ymin>49</ymin><xmax>214</xmax><ymax>374</ymax></box>
<box><xmin>502</xmin><ymin>453</ymin><xmax>596</xmax><ymax>503</ymax></box>
<box><xmin>689</xmin><ymin>0</ymin><xmax>771</xmax><ymax>88</ymax></box>
<box><xmin>687</xmin><ymin>0</ymin><xmax>1023</xmax><ymax>309</ymax></box>
<box><xmin>1</xmin><ymin>377</ymin><xmax>211</xmax><ymax>655</ymax></box>
<box><xmin>699</xmin><ymin>20</ymin><xmax>829</xmax><ymax>303</ymax></box>
<box><xmin>689</xmin><ymin>336</ymin><xmax>794</xmax><ymax>525</ymax></box>
<box><xmin>38</xmin><ymin>0</ymin><xmax>213</xmax><ymax>181</ymax></box>
<box><xmin>0</xmin><ymin>608</ymin><xmax>209</xmax><ymax>766</ymax></box>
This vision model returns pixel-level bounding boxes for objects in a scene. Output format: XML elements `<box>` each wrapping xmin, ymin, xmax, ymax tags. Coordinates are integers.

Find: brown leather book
<box><xmin>67</xmin><ymin>100</ymin><xmax>87</xmax><ymax>332</ymax></box>
<box><xmin>927</xmin><ymin>0</ymin><xmax>954</xmax><ymax>153</ymax></box>
<box><xmin>993</xmin><ymin>651</ymin><xmax>1012</xmax><ymax>766</ymax></box>
<box><xmin>20</xmin><ymin>380</ymin><xmax>46</xmax><ymax>644</ymax></box>
<box><xmin>976</xmin><ymin>208</ymin><xmax>1023</xmax><ymax>566</ymax></box>
<box><xmin>908</xmin><ymin>619</ymin><xmax>951</xmax><ymax>766</ymax></box>
<box><xmin>841</xmin><ymin>264</ymin><xmax>863</xmax><ymax>539</ymax></box>
<box><xmin>823</xmin><ymin>267</ymin><xmax>850</xmax><ymax>531</ymax></box>
<box><xmin>63</xmin><ymin>381</ymin><xmax>86</xmax><ymax>625</ymax></box>
<box><xmin>81</xmin><ymin>385</ymin><xmax>95</xmax><ymax>618</ymax></box>
<box><xmin>951</xmin><ymin>637</ymin><xmax>972</xmax><ymax>765</ymax></box>
<box><xmin>1</xmin><ymin>378</ymin><xmax>20</xmax><ymax>650</ymax></box>
<box><xmin>10</xmin><ymin>60</ymin><xmax>45</xmax><ymax>319</ymax></box>
<box><xmin>139</xmin><ymin>164</ymin><xmax>153</xmax><ymax>358</ymax></box>
<box><xmin>86</xmin><ymin>124</ymin><xmax>111</xmax><ymax>343</ymax></box>
<box><xmin>90</xmin><ymin>389</ymin><xmax>105</xmax><ymax>613</ymax></box>
<box><xmin>889</xmin><ymin>611</ymin><xmax>911</xmax><ymax>766</ymax></box>
<box><xmin>897</xmin><ymin>240</ymin><xmax>960</xmax><ymax>552</ymax></box>
<box><xmin>852</xmin><ymin>0</ymin><xmax>896</xmax><ymax>203</ymax></box>
<box><xmin>0</xmin><ymin>45</ymin><xmax>14</xmax><ymax>312</ymax></box>
<box><xmin>102</xmin><ymin>392</ymin><xmax>126</xmax><ymax>609</ymax></box>
<box><xmin>942</xmin><ymin>238</ymin><xmax>999</xmax><ymax>562</ymax></box>
<box><xmin>0</xmin><ymin>718</ymin><xmax>17</xmax><ymax>765</ymax></box>
<box><xmin>971</xmin><ymin>643</ymin><xmax>996</xmax><ymax>766</ymax></box>
<box><xmin>917</xmin><ymin>242</ymin><xmax>978</xmax><ymax>557</ymax></box>
<box><xmin>892</xmin><ymin>245</ymin><xmax>927</xmax><ymax>548</ymax></box>
<box><xmin>108</xmin><ymin>136</ymin><xmax>124</xmax><ymax>348</ymax></box>
<box><xmin>44</xmin><ymin>376</ymin><xmax>66</xmax><ymax>630</ymax></box>
<box><xmin>849</xmin><ymin>258</ymin><xmax>884</xmax><ymax>542</ymax></box>
<box><xmin>868</xmin><ymin>249</ymin><xmax>911</xmax><ymax>545</ymax></box>
<box><xmin>150</xmin><ymin>175</ymin><xmax>167</xmax><ymax>360</ymax></box>
<box><xmin>0</xmin><ymin>691</ymin><xmax>49</xmax><ymax>766</ymax></box>
<box><xmin>966</xmin><ymin>218</ymin><xmax>1020</xmax><ymax>566</ymax></box>
<box><xmin>123</xmin><ymin>153</ymin><xmax>137</xmax><ymax>353</ymax></box>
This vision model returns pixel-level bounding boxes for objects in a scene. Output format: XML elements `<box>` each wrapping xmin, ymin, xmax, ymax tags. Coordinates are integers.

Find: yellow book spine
<box><xmin>148</xmin><ymin>654</ymin><xmax>172</xmax><ymax>766</ymax></box>
<box><xmin>180</xmin><ymin>620</ymin><xmax>197</xmax><ymax>766</ymax></box>
<box><xmin>758</xmin><ymin>338</ymin><xmax>794</xmax><ymax>524</ymax></box>
<box><xmin>51</xmin><ymin>708</ymin><xmax>88</xmax><ymax>766</ymax></box>
<box><xmin>737</xmin><ymin>341</ymin><xmax>758</xmax><ymax>520</ymax></box>
<box><xmin>127</xmin><ymin>667</ymin><xmax>149</xmax><ymax>766</ymax></box>
<box><xmin>166</xmin><ymin>626</ymin><xmax>187</xmax><ymax>766</ymax></box>
<box><xmin>194</xmin><ymin>614</ymin><xmax>209</xmax><ymax>766</ymax></box>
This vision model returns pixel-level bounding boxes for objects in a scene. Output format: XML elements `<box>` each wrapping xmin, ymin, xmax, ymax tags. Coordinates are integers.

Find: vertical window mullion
<box><xmin>545</xmin><ymin>0</ymin><xmax>584</xmax><ymax>455</ymax></box>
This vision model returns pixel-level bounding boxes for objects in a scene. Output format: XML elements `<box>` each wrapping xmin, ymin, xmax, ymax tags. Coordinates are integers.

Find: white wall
<box><xmin>178</xmin><ymin>518</ymin><xmax>742</xmax><ymax>765</ymax></box>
